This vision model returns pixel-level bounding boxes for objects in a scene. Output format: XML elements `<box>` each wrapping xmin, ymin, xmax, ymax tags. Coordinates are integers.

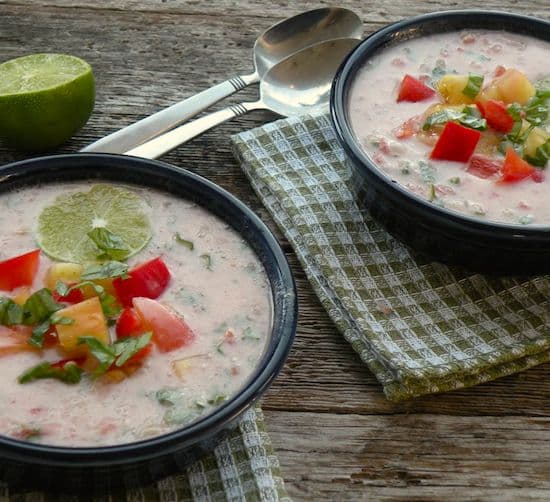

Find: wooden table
<box><xmin>1</xmin><ymin>1</ymin><xmax>549</xmax><ymax>499</ymax></box>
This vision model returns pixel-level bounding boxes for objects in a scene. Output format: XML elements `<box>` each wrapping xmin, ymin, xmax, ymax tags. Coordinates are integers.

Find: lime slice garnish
<box><xmin>0</xmin><ymin>53</ymin><xmax>94</xmax><ymax>151</ymax></box>
<box><xmin>37</xmin><ymin>185</ymin><xmax>152</xmax><ymax>264</ymax></box>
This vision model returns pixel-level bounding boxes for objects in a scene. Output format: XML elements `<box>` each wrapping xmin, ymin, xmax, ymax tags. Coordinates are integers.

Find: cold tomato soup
<box><xmin>0</xmin><ymin>182</ymin><xmax>272</xmax><ymax>446</ymax></box>
<box><xmin>348</xmin><ymin>30</ymin><xmax>550</xmax><ymax>224</ymax></box>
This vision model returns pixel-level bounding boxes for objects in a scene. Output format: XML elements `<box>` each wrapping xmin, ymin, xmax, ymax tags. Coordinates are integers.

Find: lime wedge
<box><xmin>0</xmin><ymin>53</ymin><xmax>94</xmax><ymax>151</ymax></box>
<box><xmin>37</xmin><ymin>185</ymin><xmax>152</xmax><ymax>264</ymax></box>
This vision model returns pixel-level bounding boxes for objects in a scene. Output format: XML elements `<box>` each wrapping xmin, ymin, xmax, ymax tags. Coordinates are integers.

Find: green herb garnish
<box><xmin>242</xmin><ymin>327</ymin><xmax>260</xmax><ymax>341</ymax></box>
<box><xmin>80</xmin><ymin>261</ymin><xmax>129</xmax><ymax>280</ymax></box>
<box><xmin>0</xmin><ymin>297</ymin><xmax>23</xmax><ymax>325</ymax></box>
<box><xmin>175</xmin><ymin>234</ymin><xmax>194</xmax><ymax>250</ymax></box>
<box><xmin>462</xmin><ymin>74</ymin><xmax>484</xmax><ymax>99</ymax></box>
<box><xmin>423</xmin><ymin>106</ymin><xmax>487</xmax><ymax>131</ymax></box>
<box><xmin>200</xmin><ymin>254</ymin><xmax>213</xmax><ymax>270</ymax></box>
<box><xmin>56</xmin><ymin>280</ymin><xmax>121</xmax><ymax>318</ymax></box>
<box><xmin>18</xmin><ymin>361</ymin><xmax>83</xmax><ymax>384</ymax></box>
<box><xmin>78</xmin><ymin>332</ymin><xmax>152</xmax><ymax>376</ymax></box>
<box><xmin>428</xmin><ymin>184</ymin><xmax>436</xmax><ymax>202</ymax></box>
<box><xmin>87</xmin><ymin>227</ymin><xmax>130</xmax><ymax>261</ymax></box>
<box><xmin>524</xmin><ymin>138</ymin><xmax>550</xmax><ymax>167</ymax></box>
<box><xmin>22</xmin><ymin>289</ymin><xmax>62</xmax><ymax>325</ymax></box>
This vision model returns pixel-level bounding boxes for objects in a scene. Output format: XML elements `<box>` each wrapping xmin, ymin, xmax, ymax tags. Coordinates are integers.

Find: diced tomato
<box><xmin>113</xmin><ymin>257</ymin><xmax>171</xmax><ymax>307</ymax></box>
<box><xmin>0</xmin><ymin>249</ymin><xmax>40</xmax><ymax>292</ymax></box>
<box><xmin>133</xmin><ymin>297</ymin><xmax>194</xmax><ymax>352</ymax></box>
<box><xmin>393</xmin><ymin>115</ymin><xmax>422</xmax><ymax>139</ymax></box>
<box><xmin>116</xmin><ymin>308</ymin><xmax>145</xmax><ymax>338</ymax></box>
<box><xmin>52</xmin><ymin>283</ymin><xmax>85</xmax><ymax>304</ymax></box>
<box><xmin>0</xmin><ymin>325</ymin><xmax>35</xmax><ymax>357</ymax></box>
<box><xmin>467</xmin><ymin>154</ymin><xmax>502</xmax><ymax>179</ymax></box>
<box><xmin>476</xmin><ymin>100</ymin><xmax>514</xmax><ymax>133</ymax></box>
<box><xmin>113</xmin><ymin>307</ymin><xmax>153</xmax><ymax>365</ymax></box>
<box><xmin>430</xmin><ymin>122</ymin><xmax>481</xmax><ymax>162</ymax></box>
<box><xmin>499</xmin><ymin>147</ymin><xmax>536</xmax><ymax>183</ymax></box>
<box><xmin>397</xmin><ymin>75</ymin><xmax>435</xmax><ymax>102</ymax></box>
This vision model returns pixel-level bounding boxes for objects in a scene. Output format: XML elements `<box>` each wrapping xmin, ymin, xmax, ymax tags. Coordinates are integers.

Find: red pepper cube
<box><xmin>0</xmin><ymin>249</ymin><xmax>40</xmax><ymax>292</ymax></box>
<box><xmin>113</xmin><ymin>257</ymin><xmax>171</xmax><ymax>307</ymax></box>
<box><xmin>499</xmin><ymin>147</ymin><xmax>536</xmax><ymax>183</ymax></box>
<box><xmin>430</xmin><ymin>122</ymin><xmax>481</xmax><ymax>163</ymax></box>
<box><xmin>476</xmin><ymin>99</ymin><xmax>514</xmax><ymax>133</ymax></box>
<box><xmin>397</xmin><ymin>74</ymin><xmax>435</xmax><ymax>103</ymax></box>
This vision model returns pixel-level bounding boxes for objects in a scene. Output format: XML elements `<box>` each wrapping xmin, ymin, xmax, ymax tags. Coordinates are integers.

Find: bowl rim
<box><xmin>0</xmin><ymin>152</ymin><xmax>297</xmax><ymax>465</ymax></box>
<box><xmin>330</xmin><ymin>9</ymin><xmax>550</xmax><ymax>239</ymax></box>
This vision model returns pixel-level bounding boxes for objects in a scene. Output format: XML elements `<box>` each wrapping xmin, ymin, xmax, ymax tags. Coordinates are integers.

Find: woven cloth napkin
<box><xmin>2</xmin><ymin>406</ymin><xmax>290</xmax><ymax>501</ymax></box>
<box><xmin>231</xmin><ymin>111</ymin><xmax>550</xmax><ymax>402</ymax></box>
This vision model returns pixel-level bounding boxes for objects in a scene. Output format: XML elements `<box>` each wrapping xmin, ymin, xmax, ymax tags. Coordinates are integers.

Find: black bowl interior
<box><xmin>0</xmin><ymin>153</ymin><xmax>297</xmax><ymax>491</ymax></box>
<box><xmin>331</xmin><ymin>10</ymin><xmax>550</xmax><ymax>273</ymax></box>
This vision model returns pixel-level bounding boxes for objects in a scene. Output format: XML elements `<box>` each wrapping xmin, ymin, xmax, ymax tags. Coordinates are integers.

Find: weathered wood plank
<box><xmin>264</xmin><ymin>411</ymin><xmax>550</xmax><ymax>500</ymax></box>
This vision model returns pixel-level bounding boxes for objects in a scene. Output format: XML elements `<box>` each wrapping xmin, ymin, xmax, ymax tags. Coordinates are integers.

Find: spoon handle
<box><xmin>125</xmin><ymin>101</ymin><xmax>264</xmax><ymax>159</ymax></box>
<box><xmin>81</xmin><ymin>72</ymin><xmax>259</xmax><ymax>154</ymax></box>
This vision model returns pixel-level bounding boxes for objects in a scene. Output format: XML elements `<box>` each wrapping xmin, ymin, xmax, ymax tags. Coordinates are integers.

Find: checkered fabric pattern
<box><xmin>231</xmin><ymin>111</ymin><xmax>550</xmax><ymax>401</ymax></box>
<box><xmin>2</xmin><ymin>406</ymin><xmax>290</xmax><ymax>501</ymax></box>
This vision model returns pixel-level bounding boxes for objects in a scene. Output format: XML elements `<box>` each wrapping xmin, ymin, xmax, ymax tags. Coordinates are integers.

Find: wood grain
<box><xmin>0</xmin><ymin>1</ymin><xmax>549</xmax><ymax>500</ymax></box>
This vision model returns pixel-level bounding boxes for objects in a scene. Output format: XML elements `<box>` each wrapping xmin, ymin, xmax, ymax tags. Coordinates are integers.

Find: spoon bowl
<box><xmin>83</xmin><ymin>8</ymin><xmax>362</xmax><ymax>154</ymax></box>
<box><xmin>126</xmin><ymin>38</ymin><xmax>360</xmax><ymax>159</ymax></box>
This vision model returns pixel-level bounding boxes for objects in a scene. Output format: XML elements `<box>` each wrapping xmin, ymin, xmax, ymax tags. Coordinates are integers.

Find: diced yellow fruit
<box><xmin>437</xmin><ymin>74</ymin><xmax>474</xmax><ymax>105</ymax></box>
<box><xmin>102</xmin><ymin>369</ymin><xmax>127</xmax><ymax>383</ymax></box>
<box><xmin>524</xmin><ymin>127</ymin><xmax>550</xmax><ymax>158</ymax></box>
<box><xmin>45</xmin><ymin>262</ymin><xmax>83</xmax><ymax>290</ymax></box>
<box><xmin>55</xmin><ymin>297</ymin><xmax>109</xmax><ymax>355</ymax></box>
<box><xmin>173</xmin><ymin>358</ymin><xmax>192</xmax><ymax>378</ymax></box>
<box><xmin>481</xmin><ymin>69</ymin><xmax>535</xmax><ymax>105</ymax></box>
<box><xmin>11</xmin><ymin>287</ymin><xmax>31</xmax><ymax>305</ymax></box>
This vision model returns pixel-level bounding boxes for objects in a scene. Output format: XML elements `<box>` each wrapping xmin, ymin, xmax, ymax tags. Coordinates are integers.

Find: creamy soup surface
<box><xmin>0</xmin><ymin>182</ymin><xmax>272</xmax><ymax>446</ymax></box>
<box><xmin>348</xmin><ymin>30</ymin><xmax>550</xmax><ymax>225</ymax></box>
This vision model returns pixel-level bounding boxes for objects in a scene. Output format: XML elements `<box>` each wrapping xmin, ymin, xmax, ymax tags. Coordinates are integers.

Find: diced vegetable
<box><xmin>467</xmin><ymin>154</ymin><xmax>502</xmax><ymax>179</ymax></box>
<box><xmin>396</xmin><ymin>75</ymin><xmax>435</xmax><ymax>102</ymax></box>
<box><xmin>524</xmin><ymin>127</ymin><xmax>550</xmax><ymax>166</ymax></box>
<box><xmin>0</xmin><ymin>325</ymin><xmax>35</xmax><ymax>357</ymax></box>
<box><xmin>45</xmin><ymin>262</ymin><xmax>83</xmax><ymax>290</ymax></box>
<box><xmin>52</xmin><ymin>284</ymin><xmax>85</xmax><ymax>304</ymax></box>
<box><xmin>437</xmin><ymin>74</ymin><xmax>474</xmax><ymax>105</ymax></box>
<box><xmin>430</xmin><ymin>121</ymin><xmax>481</xmax><ymax>162</ymax></box>
<box><xmin>462</xmin><ymin>74</ymin><xmax>484</xmax><ymax>100</ymax></box>
<box><xmin>116</xmin><ymin>307</ymin><xmax>144</xmax><ymax>338</ymax></box>
<box><xmin>0</xmin><ymin>249</ymin><xmax>40</xmax><ymax>292</ymax></box>
<box><xmin>476</xmin><ymin>99</ymin><xmax>514</xmax><ymax>133</ymax></box>
<box><xmin>11</xmin><ymin>287</ymin><xmax>31</xmax><ymax>306</ymax></box>
<box><xmin>499</xmin><ymin>147</ymin><xmax>536</xmax><ymax>183</ymax></box>
<box><xmin>481</xmin><ymin>69</ymin><xmax>535</xmax><ymax>105</ymax></box>
<box><xmin>55</xmin><ymin>297</ymin><xmax>109</xmax><ymax>354</ymax></box>
<box><xmin>133</xmin><ymin>297</ymin><xmax>194</xmax><ymax>352</ymax></box>
<box><xmin>113</xmin><ymin>257</ymin><xmax>171</xmax><ymax>307</ymax></box>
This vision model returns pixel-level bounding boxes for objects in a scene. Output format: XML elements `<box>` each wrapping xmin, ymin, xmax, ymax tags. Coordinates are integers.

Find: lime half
<box><xmin>37</xmin><ymin>185</ymin><xmax>152</xmax><ymax>264</ymax></box>
<box><xmin>0</xmin><ymin>53</ymin><xmax>94</xmax><ymax>151</ymax></box>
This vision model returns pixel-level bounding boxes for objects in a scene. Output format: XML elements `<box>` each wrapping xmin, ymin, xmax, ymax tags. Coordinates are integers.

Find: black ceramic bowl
<box><xmin>331</xmin><ymin>10</ymin><xmax>550</xmax><ymax>274</ymax></box>
<box><xmin>0</xmin><ymin>153</ymin><xmax>297</xmax><ymax>493</ymax></box>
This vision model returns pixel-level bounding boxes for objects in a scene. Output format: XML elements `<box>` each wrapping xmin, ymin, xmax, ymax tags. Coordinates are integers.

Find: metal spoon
<box><xmin>82</xmin><ymin>7</ymin><xmax>362</xmax><ymax>154</ymax></box>
<box><xmin>126</xmin><ymin>38</ymin><xmax>360</xmax><ymax>159</ymax></box>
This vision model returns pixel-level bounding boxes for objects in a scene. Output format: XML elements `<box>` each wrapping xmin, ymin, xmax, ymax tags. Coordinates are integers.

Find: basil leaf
<box><xmin>0</xmin><ymin>297</ymin><xmax>23</xmax><ymax>325</ymax></box>
<box><xmin>50</xmin><ymin>315</ymin><xmax>74</xmax><ymax>326</ymax></box>
<box><xmin>55</xmin><ymin>281</ymin><xmax>71</xmax><ymax>297</ymax></box>
<box><xmin>200</xmin><ymin>254</ymin><xmax>213</xmax><ymax>271</ymax></box>
<box><xmin>18</xmin><ymin>361</ymin><xmax>82</xmax><ymax>384</ymax></box>
<box><xmin>22</xmin><ymin>289</ymin><xmax>62</xmax><ymax>325</ymax></box>
<box><xmin>80</xmin><ymin>261</ymin><xmax>129</xmax><ymax>280</ymax></box>
<box><xmin>87</xmin><ymin>227</ymin><xmax>130</xmax><ymax>261</ymax></box>
<box><xmin>78</xmin><ymin>336</ymin><xmax>116</xmax><ymax>375</ymax></box>
<box><xmin>423</xmin><ymin>107</ymin><xmax>487</xmax><ymax>131</ymax></box>
<box><xmin>155</xmin><ymin>387</ymin><xmax>184</xmax><ymax>406</ymax></box>
<box><xmin>28</xmin><ymin>319</ymin><xmax>52</xmax><ymax>349</ymax></box>
<box><xmin>524</xmin><ymin>138</ymin><xmax>550</xmax><ymax>168</ymax></box>
<box><xmin>207</xmin><ymin>394</ymin><xmax>227</xmax><ymax>406</ymax></box>
<box><xmin>175</xmin><ymin>233</ymin><xmax>194</xmax><ymax>250</ymax></box>
<box><xmin>525</xmin><ymin>96</ymin><xmax>549</xmax><ymax>127</ymax></box>
<box><xmin>99</xmin><ymin>293</ymin><xmax>121</xmax><ymax>318</ymax></box>
<box><xmin>462</xmin><ymin>74</ymin><xmax>484</xmax><ymax>99</ymax></box>
<box><xmin>113</xmin><ymin>332</ymin><xmax>152</xmax><ymax>367</ymax></box>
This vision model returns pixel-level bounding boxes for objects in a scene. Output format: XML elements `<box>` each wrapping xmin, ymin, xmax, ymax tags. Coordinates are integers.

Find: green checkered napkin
<box><xmin>231</xmin><ymin>111</ymin><xmax>550</xmax><ymax>401</ymax></box>
<box><xmin>2</xmin><ymin>406</ymin><xmax>290</xmax><ymax>502</ymax></box>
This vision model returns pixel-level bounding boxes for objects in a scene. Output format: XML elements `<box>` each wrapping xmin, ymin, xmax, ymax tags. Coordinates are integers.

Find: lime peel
<box><xmin>36</xmin><ymin>184</ymin><xmax>152</xmax><ymax>264</ymax></box>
